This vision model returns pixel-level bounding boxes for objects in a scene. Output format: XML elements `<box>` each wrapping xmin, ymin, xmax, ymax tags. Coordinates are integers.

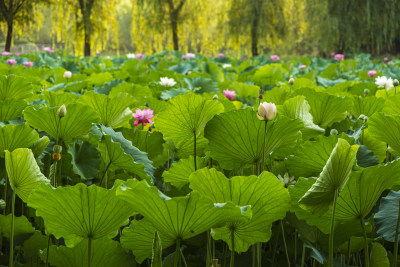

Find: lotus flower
<box><xmin>63</xmin><ymin>71</ymin><xmax>72</xmax><ymax>79</ymax></box>
<box><xmin>182</xmin><ymin>54</ymin><xmax>188</xmax><ymax>60</ymax></box>
<box><xmin>159</xmin><ymin>77</ymin><xmax>176</xmax><ymax>87</ymax></box>
<box><xmin>222</xmin><ymin>64</ymin><xmax>232</xmax><ymax>69</ymax></box>
<box><xmin>299</xmin><ymin>65</ymin><xmax>307</xmax><ymax>69</ymax></box>
<box><xmin>388</xmin><ymin>61</ymin><xmax>393</xmax><ymax>66</ymax></box>
<box><xmin>7</xmin><ymin>59</ymin><xmax>17</xmax><ymax>66</ymax></box>
<box><xmin>257</xmin><ymin>102</ymin><xmax>277</xmax><ymax>121</ymax></box>
<box><xmin>126</xmin><ymin>53</ymin><xmax>136</xmax><ymax>59</ymax></box>
<box><xmin>331</xmin><ymin>52</ymin><xmax>335</xmax><ymax>56</ymax></box>
<box><xmin>57</xmin><ymin>104</ymin><xmax>67</xmax><ymax>118</ymax></box>
<box><xmin>15</xmin><ymin>53</ymin><xmax>20</xmax><ymax>56</ymax></box>
<box><xmin>48</xmin><ymin>49</ymin><xmax>55</xmax><ymax>53</ymax></box>
<box><xmin>243</xmin><ymin>56</ymin><xmax>248</xmax><ymax>60</ymax></box>
<box><xmin>186</xmin><ymin>53</ymin><xmax>195</xmax><ymax>59</ymax></box>
<box><xmin>270</xmin><ymin>55</ymin><xmax>280</xmax><ymax>61</ymax></box>
<box><xmin>367</xmin><ymin>70</ymin><xmax>377</xmax><ymax>77</ymax></box>
<box><xmin>132</xmin><ymin>108</ymin><xmax>155</xmax><ymax>126</ymax></box>
<box><xmin>334</xmin><ymin>54</ymin><xmax>344</xmax><ymax>61</ymax></box>
<box><xmin>384</xmin><ymin>57</ymin><xmax>388</xmax><ymax>61</ymax></box>
<box><xmin>223</xmin><ymin>89</ymin><xmax>236</xmax><ymax>100</ymax></box>
<box><xmin>136</xmin><ymin>53</ymin><xmax>144</xmax><ymax>59</ymax></box>
<box><xmin>218</xmin><ymin>53</ymin><xmax>225</xmax><ymax>57</ymax></box>
<box><xmin>23</xmin><ymin>61</ymin><xmax>34</xmax><ymax>68</ymax></box>
<box><xmin>375</xmin><ymin>76</ymin><xmax>394</xmax><ymax>90</ymax></box>
<box><xmin>2</xmin><ymin>51</ymin><xmax>11</xmax><ymax>57</ymax></box>
<box><xmin>96</xmin><ymin>51</ymin><xmax>101</xmax><ymax>55</ymax></box>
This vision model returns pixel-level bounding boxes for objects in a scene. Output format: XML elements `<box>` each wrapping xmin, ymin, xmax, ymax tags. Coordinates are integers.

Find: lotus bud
<box><xmin>394</xmin><ymin>79</ymin><xmax>399</xmax><ymax>87</ymax></box>
<box><xmin>364</xmin><ymin>89</ymin><xmax>369</xmax><ymax>97</ymax></box>
<box><xmin>330</xmin><ymin>129</ymin><xmax>338</xmax><ymax>136</ymax></box>
<box><xmin>258</xmin><ymin>93</ymin><xmax>263</xmax><ymax>100</ymax></box>
<box><xmin>289</xmin><ymin>78</ymin><xmax>294</xmax><ymax>85</ymax></box>
<box><xmin>213</xmin><ymin>94</ymin><xmax>219</xmax><ymax>100</ymax></box>
<box><xmin>0</xmin><ymin>199</ymin><xmax>5</xmax><ymax>210</ymax></box>
<box><xmin>257</xmin><ymin>102</ymin><xmax>277</xmax><ymax>121</ymax></box>
<box><xmin>57</xmin><ymin>104</ymin><xmax>67</xmax><ymax>118</ymax></box>
<box><xmin>52</xmin><ymin>145</ymin><xmax>62</xmax><ymax>161</ymax></box>
<box><xmin>358</xmin><ymin>114</ymin><xmax>368</xmax><ymax>121</ymax></box>
<box><xmin>63</xmin><ymin>71</ymin><xmax>72</xmax><ymax>79</ymax></box>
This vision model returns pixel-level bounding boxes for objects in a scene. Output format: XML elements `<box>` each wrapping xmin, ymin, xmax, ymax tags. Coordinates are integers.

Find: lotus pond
<box><xmin>1</xmin><ymin>51</ymin><xmax>400</xmax><ymax>267</ymax></box>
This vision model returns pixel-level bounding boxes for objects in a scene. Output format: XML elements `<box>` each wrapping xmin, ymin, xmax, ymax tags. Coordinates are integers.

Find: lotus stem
<box><xmin>300</xmin><ymin>243</ymin><xmax>306</xmax><ymax>267</ymax></box>
<box><xmin>294</xmin><ymin>230</ymin><xmax>298</xmax><ymax>264</ymax></box>
<box><xmin>207</xmin><ymin>231</ymin><xmax>211</xmax><ymax>267</ymax></box>
<box><xmin>393</xmin><ymin>198</ymin><xmax>400</xmax><ymax>267</ymax></box>
<box><xmin>45</xmin><ymin>235</ymin><xmax>51</xmax><ymax>267</ymax></box>
<box><xmin>194</xmin><ymin>131</ymin><xmax>197</xmax><ymax>171</ymax></box>
<box><xmin>174</xmin><ymin>239</ymin><xmax>181</xmax><ymax>267</ymax></box>
<box><xmin>180</xmin><ymin>247</ymin><xmax>188</xmax><ymax>267</ymax></box>
<box><xmin>346</xmin><ymin>239</ymin><xmax>351</xmax><ymax>267</ymax></box>
<box><xmin>360</xmin><ymin>217</ymin><xmax>370</xmax><ymax>267</ymax></box>
<box><xmin>88</xmin><ymin>237</ymin><xmax>92</xmax><ymax>267</ymax></box>
<box><xmin>3</xmin><ymin>173</ymin><xmax>8</xmax><ymax>215</ymax></box>
<box><xmin>328</xmin><ymin>189</ymin><xmax>339</xmax><ymax>267</ymax></box>
<box><xmin>280</xmin><ymin>220</ymin><xmax>291</xmax><ymax>266</ymax></box>
<box><xmin>9</xmin><ymin>190</ymin><xmax>16</xmax><ymax>267</ymax></box>
<box><xmin>257</xmin><ymin>242</ymin><xmax>262</xmax><ymax>267</ymax></box>
<box><xmin>261</xmin><ymin>121</ymin><xmax>268</xmax><ymax>173</ymax></box>
<box><xmin>230</xmin><ymin>229</ymin><xmax>235</xmax><ymax>267</ymax></box>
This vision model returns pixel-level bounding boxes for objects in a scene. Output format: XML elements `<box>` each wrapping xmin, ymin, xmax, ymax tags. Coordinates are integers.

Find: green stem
<box><xmin>328</xmin><ymin>189</ymin><xmax>339</xmax><ymax>267</ymax></box>
<box><xmin>9</xmin><ymin>190</ymin><xmax>16</xmax><ymax>267</ymax></box>
<box><xmin>57</xmin><ymin>156</ymin><xmax>62</xmax><ymax>187</ymax></box>
<box><xmin>346</xmin><ymin>239</ymin><xmax>351</xmax><ymax>267</ymax></box>
<box><xmin>53</xmin><ymin>161</ymin><xmax>58</xmax><ymax>187</ymax></box>
<box><xmin>99</xmin><ymin>162</ymin><xmax>111</xmax><ymax>187</ymax></box>
<box><xmin>207</xmin><ymin>231</ymin><xmax>211</xmax><ymax>267</ymax></box>
<box><xmin>301</xmin><ymin>243</ymin><xmax>306</xmax><ymax>267</ymax></box>
<box><xmin>145</xmin><ymin>131</ymin><xmax>149</xmax><ymax>153</ymax></box>
<box><xmin>180</xmin><ymin>248</ymin><xmax>188</xmax><ymax>267</ymax></box>
<box><xmin>294</xmin><ymin>230</ymin><xmax>298</xmax><ymax>264</ymax></box>
<box><xmin>174</xmin><ymin>239</ymin><xmax>181</xmax><ymax>267</ymax></box>
<box><xmin>360</xmin><ymin>217</ymin><xmax>370</xmax><ymax>267</ymax></box>
<box><xmin>280</xmin><ymin>220</ymin><xmax>291</xmax><ymax>267</ymax></box>
<box><xmin>3</xmin><ymin>173</ymin><xmax>8</xmax><ymax>215</ymax></box>
<box><xmin>230</xmin><ymin>229</ymin><xmax>235</xmax><ymax>267</ymax></box>
<box><xmin>45</xmin><ymin>235</ymin><xmax>51</xmax><ymax>267</ymax></box>
<box><xmin>252</xmin><ymin>245</ymin><xmax>256</xmax><ymax>267</ymax></box>
<box><xmin>393</xmin><ymin>199</ymin><xmax>400</xmax><ymax>267</ymax></box>
<box><xmin>194</xmin><ymin>131</ymin><xmax>197</xmax><ymax>171</ymax></box>
<box><xmin>88</xmin><ymin>237</ymin><xmax>92</xmax><ymax>267</ymax></box>
<box><xmin>257</xmin><ymin>242</ymin><xmax>262</xmax><ymax>267</ymax></box>
<box><xmin>261</xmin><ymin>121</ymin><xmax>268</xmax><ymax>173</ymax></box>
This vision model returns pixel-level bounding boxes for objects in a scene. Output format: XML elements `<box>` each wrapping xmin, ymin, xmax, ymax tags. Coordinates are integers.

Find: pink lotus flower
<box><xmin>43</xmin><ymin>47</ymin><xmax>51</xmax><ymax>51</ymax></box>
<box><xmin>388</xmin><ymin>61</ymin><xmax>393</xmax><ymax>66</ymax></box>
<box><xmin>48</xmin><ymin>49</ymin><xmax>55</xmax><ymax>53</ymax></box>
<box><xmin>270</xmin><ymin>55</ymin><xmax>280</xmax><ymax>61</ymax></box>
<box><xmin>384</xmin><ymin>57</ymin><xmax>388</xmax><ymax>61</ymax></box>
<box><xmin>182</xmin><ymin>54</ymin><xmax>188</xmax><ymax>60</ymax></box>
<box><xmin>186</xmin><ymin>53</ymin><xmax>195</xmax><ymax>58</ymax></box>
<box><xmin>334</xmin><ymin>54</ymin><xmax>344</xmax><ymax>61</ymax></box>
<box><xmin>2</xmin><ymin>52</ymin><xmax>11</xmax><ymax>57</ymax></box>
<box><xmin>23</xmin><ymin>61</ymin><xmax>34</xmax><ymax>68</ymax></box>
<box><xmin>7</xmin><ymin>59</ymin><xmax>17</xmax><ymax>66</ymax></box>
<box><xmin>331</xmin><ymin>52</ymin><xmax>335</xmax><ymax>56</ymax></box>
<box><xmin>218</xmin><ymin>53</ymin><xmax>225</xmax><ymax>57</ymax></box>
<box><xmin>132</xmin><ymin>108</ymin><xmax>155</xmax><ymax>126</ymax></box>
<box><xmin>136</xmin><ymin>53</ymin><xmax>144</xmax><ymax>59</ymax></box>
<box><xmin>96</xmin><ymin>51</ymin><xmax>101</xmax><ymax>55</ymax></box>
<box><xmin>367</xmin><ymin>70</ymin><xmax>377</xmax><ymax>77</ymax></box>
<box><xmin>243</xmin><ymin>56</ymin><xmax>248</xmax><ymax>60</ymax></box>
<box><xmin>187</xmin><ymin>71</ymin><xmax>191</xmax><ymax>75</ymax></box>
<box><xmin>223</xmin><ymin>89</ymin><xmax>236</xmax><ymax>100</ymax></box>
<box><xmin>257</xmin><ymin>102</ymin><xmax>277</xmax><ymax>121</ymax></box>
<box><xmin>299</xmin><ymin>65</ymin><xmax>307</xmax><ymax>69</ymax></box>
<box><xmin>15</xmin><ymin>53</ymin><xmax>20</xmax><ymax>56</ymax></box>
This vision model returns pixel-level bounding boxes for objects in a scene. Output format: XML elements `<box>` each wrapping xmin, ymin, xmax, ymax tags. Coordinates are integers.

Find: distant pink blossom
<box><xmin>187</xmin><ymin>71</ymin><xmax>191</xmax><ymax>75</ymax></box>
<box><xmin>299</xmin><ymin>65</ymin><xmax>307</xmax><ymax>69</ymax></box>
<box><xmin>96</xmin><ymin>51</ymin><xmax>101</xmax><ymax>55</ymax></box>
<box><xmin>182</xmin><ymin>54</ymin><xmax>188</xmax><ymax>60</ymax></box>
<box><xmin>15</xmin><ymin>53</ymin><xmax>20</xmax><ymax>56</ymax></box>
<box><xmin>218</xmin><ymin>53</ymin><xmax>225</xmax><ymax>57</ymax></box>
<box><xmin>223</xmin><ymin>89</ymin><xmax>236</xmax><ymax>100</ymax></box>
<box><xmin>331</xmin><ymin>52</ymin><xmax>335</xmax><ymax>56</ymax></box>
<box><xmin>43</xmin><ymin>47</ymin><xmax>51</xmax><ymax>52</ymax></box>
<box><xmin>2</xmin><ymin>52</ymin><xmax>11</xmax><ymax>57</ymax></box>
<box><xmin>186</xmin><ymin>53</ymin><xmax>195</xmax><ymax>58</ymax></box>
<box><xmin>243</xmin><ymin>56</ymin><xmax>248</xmax><ymax>60</ymax></box>
<box><xmin>367</xmin><ymin>70</ymin><xmax>377</xmax><ymax>77</ymax></box>
<box><xmin>48</xmin><ymin>49</ymin><xmax>55</xmax><ymax>53</ymax></box>
<box><xmin>388</xmin><ymin>61</ymin><xmax>393</xmax><ymax>66</ymax></box>
<box><xmin>136</xmin><ymin>53</ymin><xmax>144</xmax><ymax>59</ymax></box>
<box><xmin>334</xmin><ymin>54</ymin><xmax>344</xmax><ymax>61</ymax></box>
<box><xmin>7</xmin><ymin>59</ymin><xmax>17</xmax><ymax>65</ymax></box>
<box><xmin>384</xmin><ymin>57</ymin><xmax>388</xmax><ymax>61</ymax></box>
<box><xmin>132</xmin><ymin>108</ymin><xmax>155</xmax><ymax>127</ymax></box>
<box><xmin>270</xmin><ymin>55</ymin><xmax>280</xmax><ymax>61</ymax></box>
<box><xmin>23</xmin><ymin>61</ymin><xmax>34</xmax><ymax>68</ymax></box>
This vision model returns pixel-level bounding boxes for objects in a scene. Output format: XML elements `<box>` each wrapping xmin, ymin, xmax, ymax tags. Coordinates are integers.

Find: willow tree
<box><xmin>137</xmin><ymin>0</ymin><xmax>187</xmax><ymax>51</ymax></box>
<box><xmin>228</xmin><ymin>0</ymin><xmax>286</xmax><ymax>56</ymax></box>
<box><xmin>0</xmin><ymin>0</ymin><xmax>51</xmax><ymax>52</ymax></box>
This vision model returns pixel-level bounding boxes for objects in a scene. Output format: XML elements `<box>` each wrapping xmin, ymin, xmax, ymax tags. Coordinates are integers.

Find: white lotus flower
<box><xmin>159</xmin><ymin>77</ymin><xmax>176</xmax><ymax>87</ymax></box>
<box><xmin>222</xmin><ymin>64</ymin><xmax>232</xmax><ymax>69</ymax></box>
<box><xmin>186</xmin><ymin>53</ymin><xmax>195</xmax><ymax>58</ymax></box>
<box><xmin>126</xmin><ymin>53</ymin><xmax>136</xmax><ymax>59</ymax></box>
<box><xmin>375</xmin><ymin>76</ymin><xmax>394</xmax><ymax>90</ymax></box>
<box><xmin>63</xmin><ymin>71</ymin><xmax>72</xmax><ymax>79</ymax></box>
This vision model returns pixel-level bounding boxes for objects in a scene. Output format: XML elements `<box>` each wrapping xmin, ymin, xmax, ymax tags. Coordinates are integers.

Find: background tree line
<box><xmin>1</xmin><ymin>0</ymin><xmax>400</xmax><ymax>57</ymax></box>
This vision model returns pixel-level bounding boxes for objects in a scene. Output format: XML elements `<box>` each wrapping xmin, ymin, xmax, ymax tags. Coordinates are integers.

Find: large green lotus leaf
<box><xmin>121</xmin><ymin>128</ymin><xmax>164</xmax><ymax>161</ymax></box>
<box><xmin>297</xmin><ymin>88</ymin><xmax>353</xmax><ymax>128</ymax></box>
<box><xmin>116</xmin><ymin>179</ymin><xmax>251</xmax><ymax>244</ymax></box>
<box><xmin>368</xmin><ymin>113</ymin><xmax>400</xmax><ymax>154</ymax></box>
<box><xmin>23</xmin><ymin>230</ymin><xmax>48</xmax><ymax>259</ymax></box>
<box><xmin>262</xmin><ymin>87</ymin><xmax>290</xmax><ymax>105</ymax></box>
<box><xmin>362</xmin><ymin>128</ymin><xmax>387</xmax><ymax>163</ymax></box>
<box><xmin>68</xmin><ymin>140</ymin><xmax>100</xmax><ymax>180</ymax></box>
<box><xmin>252</xmin><ymin>64</ymin><xmax>284</xmax><ymax>86</ymax></box>
<box><xmin>184</xmin><ymin>77</ymin><xmax>220</xmax><ymax>94</ymax></box>
<box><xmin>204</xmin><ymin>108</ymin><xmax>303</xmax><ymax>170</ymax></box>
<box><xmin>336</xmin><ymin>160</ymin><xmax>400</xmax><ymax>222</ymax></box>
<box><xmin>351</xmin><ymin>96</ymin><xmax>384</xmax><ymax>118</ymax></box>
<box><xmin>24</xmin><ymin>103</ymin><xmax>100</xmax><ymax>142</ymax></box>
<box><xmin>0</xmin><ymin>99</ymin><xmax>27</xmax><ymax>121</ymax></box>
<box><xmin>30</xmin><ymin>136</ymin><xmax>51</xmax><ymax>158</ymax></box>
<box><xmin>280</xmin><ymin>95</ymin><xmax>324</xmax><ymax>139</ymax></box>
<box><xmin>41</xmin><ymin>238</ymin><xmax>134</xmax><ymax>267</ymax></box>
<box><xmin>27</xmin><ymin>183</ymin><xmax>134</xmax><ymax>247</ymax></box>
<box><xmin>0</xmin><ymin>74</ymin><xmax>33</xmax><ymax>100</ymax></box>
<box><xmin>156</xmin><ymin>92</ymin><xmax>224</xmax><ymax>148</ymax></box>
<box><xmin>78</xmin><ymin>91</ymin><xmax>134</xmax><ymax>128</ymax></box>
<box><xmin>189</xmin><ymin>168</ymin><xmax>290</xmax><ymax>252</ymax></box>
<box><xmin>375</xmin><ymin>190</ymin><xmax>400</xmax><ymax>242</ymax></box>
<box><xmin>121</xmin><ymin>219</ymin><xmax>174</xmax><ymax>263</ymax></box>
<box><xmin>369</xmin><ymin>243</ymin><xmax>390</xmax><ymax>267</ymax></box>
<box><xmin>382</xmin><ymin>95</ymin><xmax>400</xmax><ymax>115</ymax></box>
<box><xmin>175</xmin><ymin>133</ymin><xmax>209</xmax><ymax>158</ymax></box>
<box><xmin>42</xmin><ymin>91</ymin><xmax>79</xmax><ymax>107</ymax></box>
<box><xmin>286</xmin><ymin>135</ymin><xmax>339</xmax><ymax>178</ymax></box>
<box><xmin>298</xmin><ymin>138</ymin><xmax>359</xmax><ymax>214</ymax></box>
<box><xmin>99</xmin><ymin>126</ymin><xmax>154</xmax><ymax>179</ymax></box>
<box><xmin>162</xmin><ymin>156</ymin><xmax>207</xmax><ymax>189</ymax></box>
<box><xmin>0</xmin><ymin>123</ymin><xmax>39</xmax><ymax>157</ymax></box>
<box><xmin>5</xmin><ymin>148</ymin><xmax>48</xmax><ymax>203</ymax></box>
<box><xmin>0</xmin><ymin>214</ymin><xmax>35</xmax><ymax>241</ymax></box>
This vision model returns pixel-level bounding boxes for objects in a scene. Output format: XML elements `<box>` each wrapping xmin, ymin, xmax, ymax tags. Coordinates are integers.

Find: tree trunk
<box><xmin>5</xmin><ymin>20</ymin><xmax>13</xmax><ymax>52</ymax></box>
<box><xmin>171</xmin><ymin>18</ymin><xmax>179</xmax><ymax>51</ymax></box>
<box><xmin>84</xmin><ymin>28</ymin><xmax>91</xmax><ymax>57</ymax></box>
<box><xmin>251</xmin><ymin>17</ymin><xmax>259</xmax><ymax>56</ymax></box>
